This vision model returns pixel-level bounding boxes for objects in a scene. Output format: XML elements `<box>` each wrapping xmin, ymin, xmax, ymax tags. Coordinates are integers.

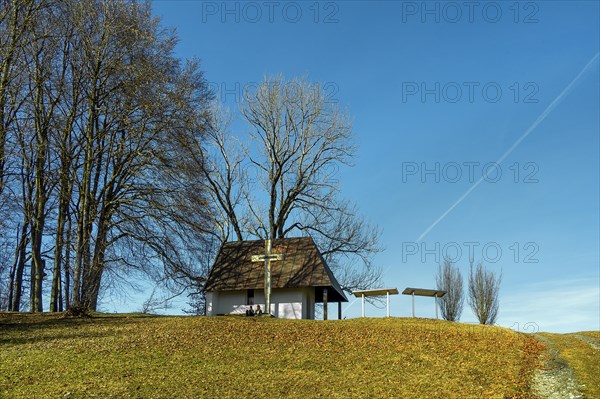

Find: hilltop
<box><xmin>0</xmin><ymin>313</ymin><xmax>581</xmax><ymax>398</ymax></box>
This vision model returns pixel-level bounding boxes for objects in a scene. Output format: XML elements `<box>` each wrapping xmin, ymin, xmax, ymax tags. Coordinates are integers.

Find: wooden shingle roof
<box><xmin>205</xmin><ymin>237</ymin><xmax>348</xmax><ymax>302</ymax></box>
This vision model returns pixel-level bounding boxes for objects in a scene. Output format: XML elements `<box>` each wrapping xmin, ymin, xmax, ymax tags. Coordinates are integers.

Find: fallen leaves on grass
<box><xmin>0</xmin><ymin>314</ymin><xmax>548</xmax><ymax>399</ymax></box>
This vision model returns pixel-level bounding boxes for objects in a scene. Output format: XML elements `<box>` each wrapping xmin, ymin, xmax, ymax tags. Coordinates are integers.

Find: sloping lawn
<box><xmin>0</xmin><ymin>313</ymin><xmax>544</xmax><ymax>399</ymax></box>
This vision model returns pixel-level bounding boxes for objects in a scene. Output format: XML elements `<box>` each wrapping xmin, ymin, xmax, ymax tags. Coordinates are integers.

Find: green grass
<box><xmin>0</xmin><ymin>313</ymin><xmax>545</xmax><ymax>398</ymax></box>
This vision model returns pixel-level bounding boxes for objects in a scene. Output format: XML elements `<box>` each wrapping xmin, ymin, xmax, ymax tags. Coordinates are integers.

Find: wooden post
<box><xmin>361</xmin><ymin>293</ymin><xmax>365</xmax><ymax>317</ymax></box>
<box><xmin>412</xmin><ymin>291</ymin><xmax>415</xmax><ymax>318</ymax></box>
<box><xmin>264</xmin><ymin>239</ymin><xmax>272</xmax><ymax>315</ymax></box>
<box><xmin>435</xmin><ymin>294</ymin><xmax>439</xmax><ymax>319</ymax></box>
<box><xmin>251</xmin><ymin>239</ymin><xmax>284</xmax><ymax>317</ymax></box>
<box><xmin>386</xmin><ymin>291</ymin><xmax>390</xmax><ymax>317</ymax></box>
<box><xmin>338</xmin><ymin>301</ymin><xmax>342</xmax><ymax>320</ymax></box>
<box><xmin>323</xmin><ymin>288</ymin><xmax>328</xmax><ymax>320</ymax></box>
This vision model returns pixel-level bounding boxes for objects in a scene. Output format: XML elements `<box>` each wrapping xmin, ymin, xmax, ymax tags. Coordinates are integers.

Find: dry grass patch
<box><xmin>1</xmin><ymin>313</ymin><xmax>544</xmax><ymax>398</ymax></box>
<box><xmin>538</xmin><ymin>332</ymin><xmax>600</xmax><ymax>399</ymax></box>
<box><xmin>578</xmin><ymin>331</ymin><xmax>600</xmax><ymax>340</ymax></box>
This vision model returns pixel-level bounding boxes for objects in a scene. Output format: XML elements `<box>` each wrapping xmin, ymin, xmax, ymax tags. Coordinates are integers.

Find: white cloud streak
<box><xmin>417</xmin><ymin>52</ymin><xmax>600</xmax><ymax>242</ymax></box>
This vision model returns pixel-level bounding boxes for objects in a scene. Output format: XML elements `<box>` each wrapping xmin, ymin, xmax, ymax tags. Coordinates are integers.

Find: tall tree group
<box><xmin>0</xmin><ymin>0</ymin><xmax>212</xmax><ymax>312</ymax></box>
<box><xmin>0</xmin><ymin>1</ymin><xmax>382</xmax><ymax>312</ymax></box>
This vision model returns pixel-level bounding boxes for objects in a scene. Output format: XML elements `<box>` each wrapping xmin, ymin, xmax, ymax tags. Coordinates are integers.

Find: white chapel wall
<box><xmin>208</xmin><ymin>288</ymin><xmax>310</xmax><ymax>319</ymax></box>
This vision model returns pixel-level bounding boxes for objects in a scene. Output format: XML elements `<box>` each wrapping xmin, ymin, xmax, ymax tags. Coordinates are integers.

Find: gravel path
<box><xmin>531</xmin><ymin>334</ymin><xmax>584</xmax><ymax>399</ymax></box>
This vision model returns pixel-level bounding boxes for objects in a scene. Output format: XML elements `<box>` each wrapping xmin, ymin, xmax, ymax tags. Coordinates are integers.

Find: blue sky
<box><xmin>133</xmin><ymin>1</ymin><xmax>600</xmax><ymax>333</ymax></box>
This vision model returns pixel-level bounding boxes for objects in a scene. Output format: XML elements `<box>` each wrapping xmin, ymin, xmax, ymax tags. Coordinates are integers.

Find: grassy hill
<box><xmin>0</xmin><ymin>313</ymin><xmax>550</xmax><ymax>398</ymax></box>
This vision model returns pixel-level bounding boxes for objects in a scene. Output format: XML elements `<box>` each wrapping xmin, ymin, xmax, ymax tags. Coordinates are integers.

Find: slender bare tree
<box><xmin>1</xmin><ymin>0</ymin><xmax>40</xmax><ymax>311</ymax></box>
<box><xmin>436</xmin><ymin>259</ymin><xmax>464</xmax><ymax>321</ymax></box>
<box><xmin>468</xmin><ymin>260</ymin><xmax>502</xmax><ymax>325</ymax></box>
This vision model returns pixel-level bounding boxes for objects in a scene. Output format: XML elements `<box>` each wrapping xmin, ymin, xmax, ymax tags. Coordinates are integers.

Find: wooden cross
<box><xmin>251</xmin><ymin>239</ymin><xmax>285</xmax><ymax>316</ymax></box>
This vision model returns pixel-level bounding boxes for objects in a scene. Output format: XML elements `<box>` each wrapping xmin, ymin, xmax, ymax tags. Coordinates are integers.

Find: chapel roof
<box><xmin>205</xmin><ymin>236</ymin><xmax>348</xmax><ymax>303</ymax></box>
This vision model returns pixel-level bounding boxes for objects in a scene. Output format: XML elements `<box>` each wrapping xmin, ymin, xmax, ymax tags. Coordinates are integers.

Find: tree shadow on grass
<box><xmin>0</xmin><ymin>312</ymin><xmax>163</xmax><ymax>346</ymax></box>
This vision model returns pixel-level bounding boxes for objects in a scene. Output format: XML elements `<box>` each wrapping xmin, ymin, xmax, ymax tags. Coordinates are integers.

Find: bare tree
<box><xmin>436</xmin><ymin>259</ymin><xmax>464</xmax><ymax>321</ymax></box>
<box><xmin>468</xmin><ymin>260</ymin><xmax>502</xmax><ymax>325</ymax></box>
<box><xmin>202</xmin><ymin>76</ymin><xmax>382</xmax><ymax>294</ymax></box>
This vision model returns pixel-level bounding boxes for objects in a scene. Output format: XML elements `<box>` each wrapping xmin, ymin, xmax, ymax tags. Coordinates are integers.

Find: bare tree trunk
<box><xmin>72</xmin><ymin>100</ymin><xmax>97</xmax><ymax>308</ymax></box>
<box><xmin>50</xmin><ymin>248</ymin><xmax>62</xmax><ymax>312</ymax></box>
<box><xmin>11</xmin><ymin>238</ymin><xmax>27</xmax><ymax>311</ymax></box>
<box><xmin>82</xmin><ymin>205</ymin><xmax>110</xmax><ymax>310</ymax></box>
<box><xmin>51</xmin><ymin>143</ymin><xmax>74</xmax><ymax>312</ymax></box>
<box><xmin>29</xmin><ymin>39</ymin><xmax>54</xmax><ymax>313</ymax></box>
<box><xmin>10</xmin><ymin>152</ymin><xmax>34</xmax><ymax>311</ymax></box>
<box><xmin>30</xmin><ymin>176</ymin><xmax>47</xmax><ymax>312</ymax></box>
<box><xmin>63</xmin><ymin>215</ymin><xmax>72</xmax><ymax>309</ymax></box>
<box><xmin>7</xmin><ymin>224</ymin><xmax>19</xmax><ymax>309</ymax></box>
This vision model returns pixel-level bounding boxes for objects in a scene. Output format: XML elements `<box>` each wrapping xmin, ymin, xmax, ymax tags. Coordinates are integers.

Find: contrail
<box><xmin>416</xmin><ymin>52</ymin><xmax>599</xmax><ymax>242</ymax></box>
<box><xmin>344</xmin><ymin>52</ymin><xmax>599</xmax><ymax>315</ymax></box>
